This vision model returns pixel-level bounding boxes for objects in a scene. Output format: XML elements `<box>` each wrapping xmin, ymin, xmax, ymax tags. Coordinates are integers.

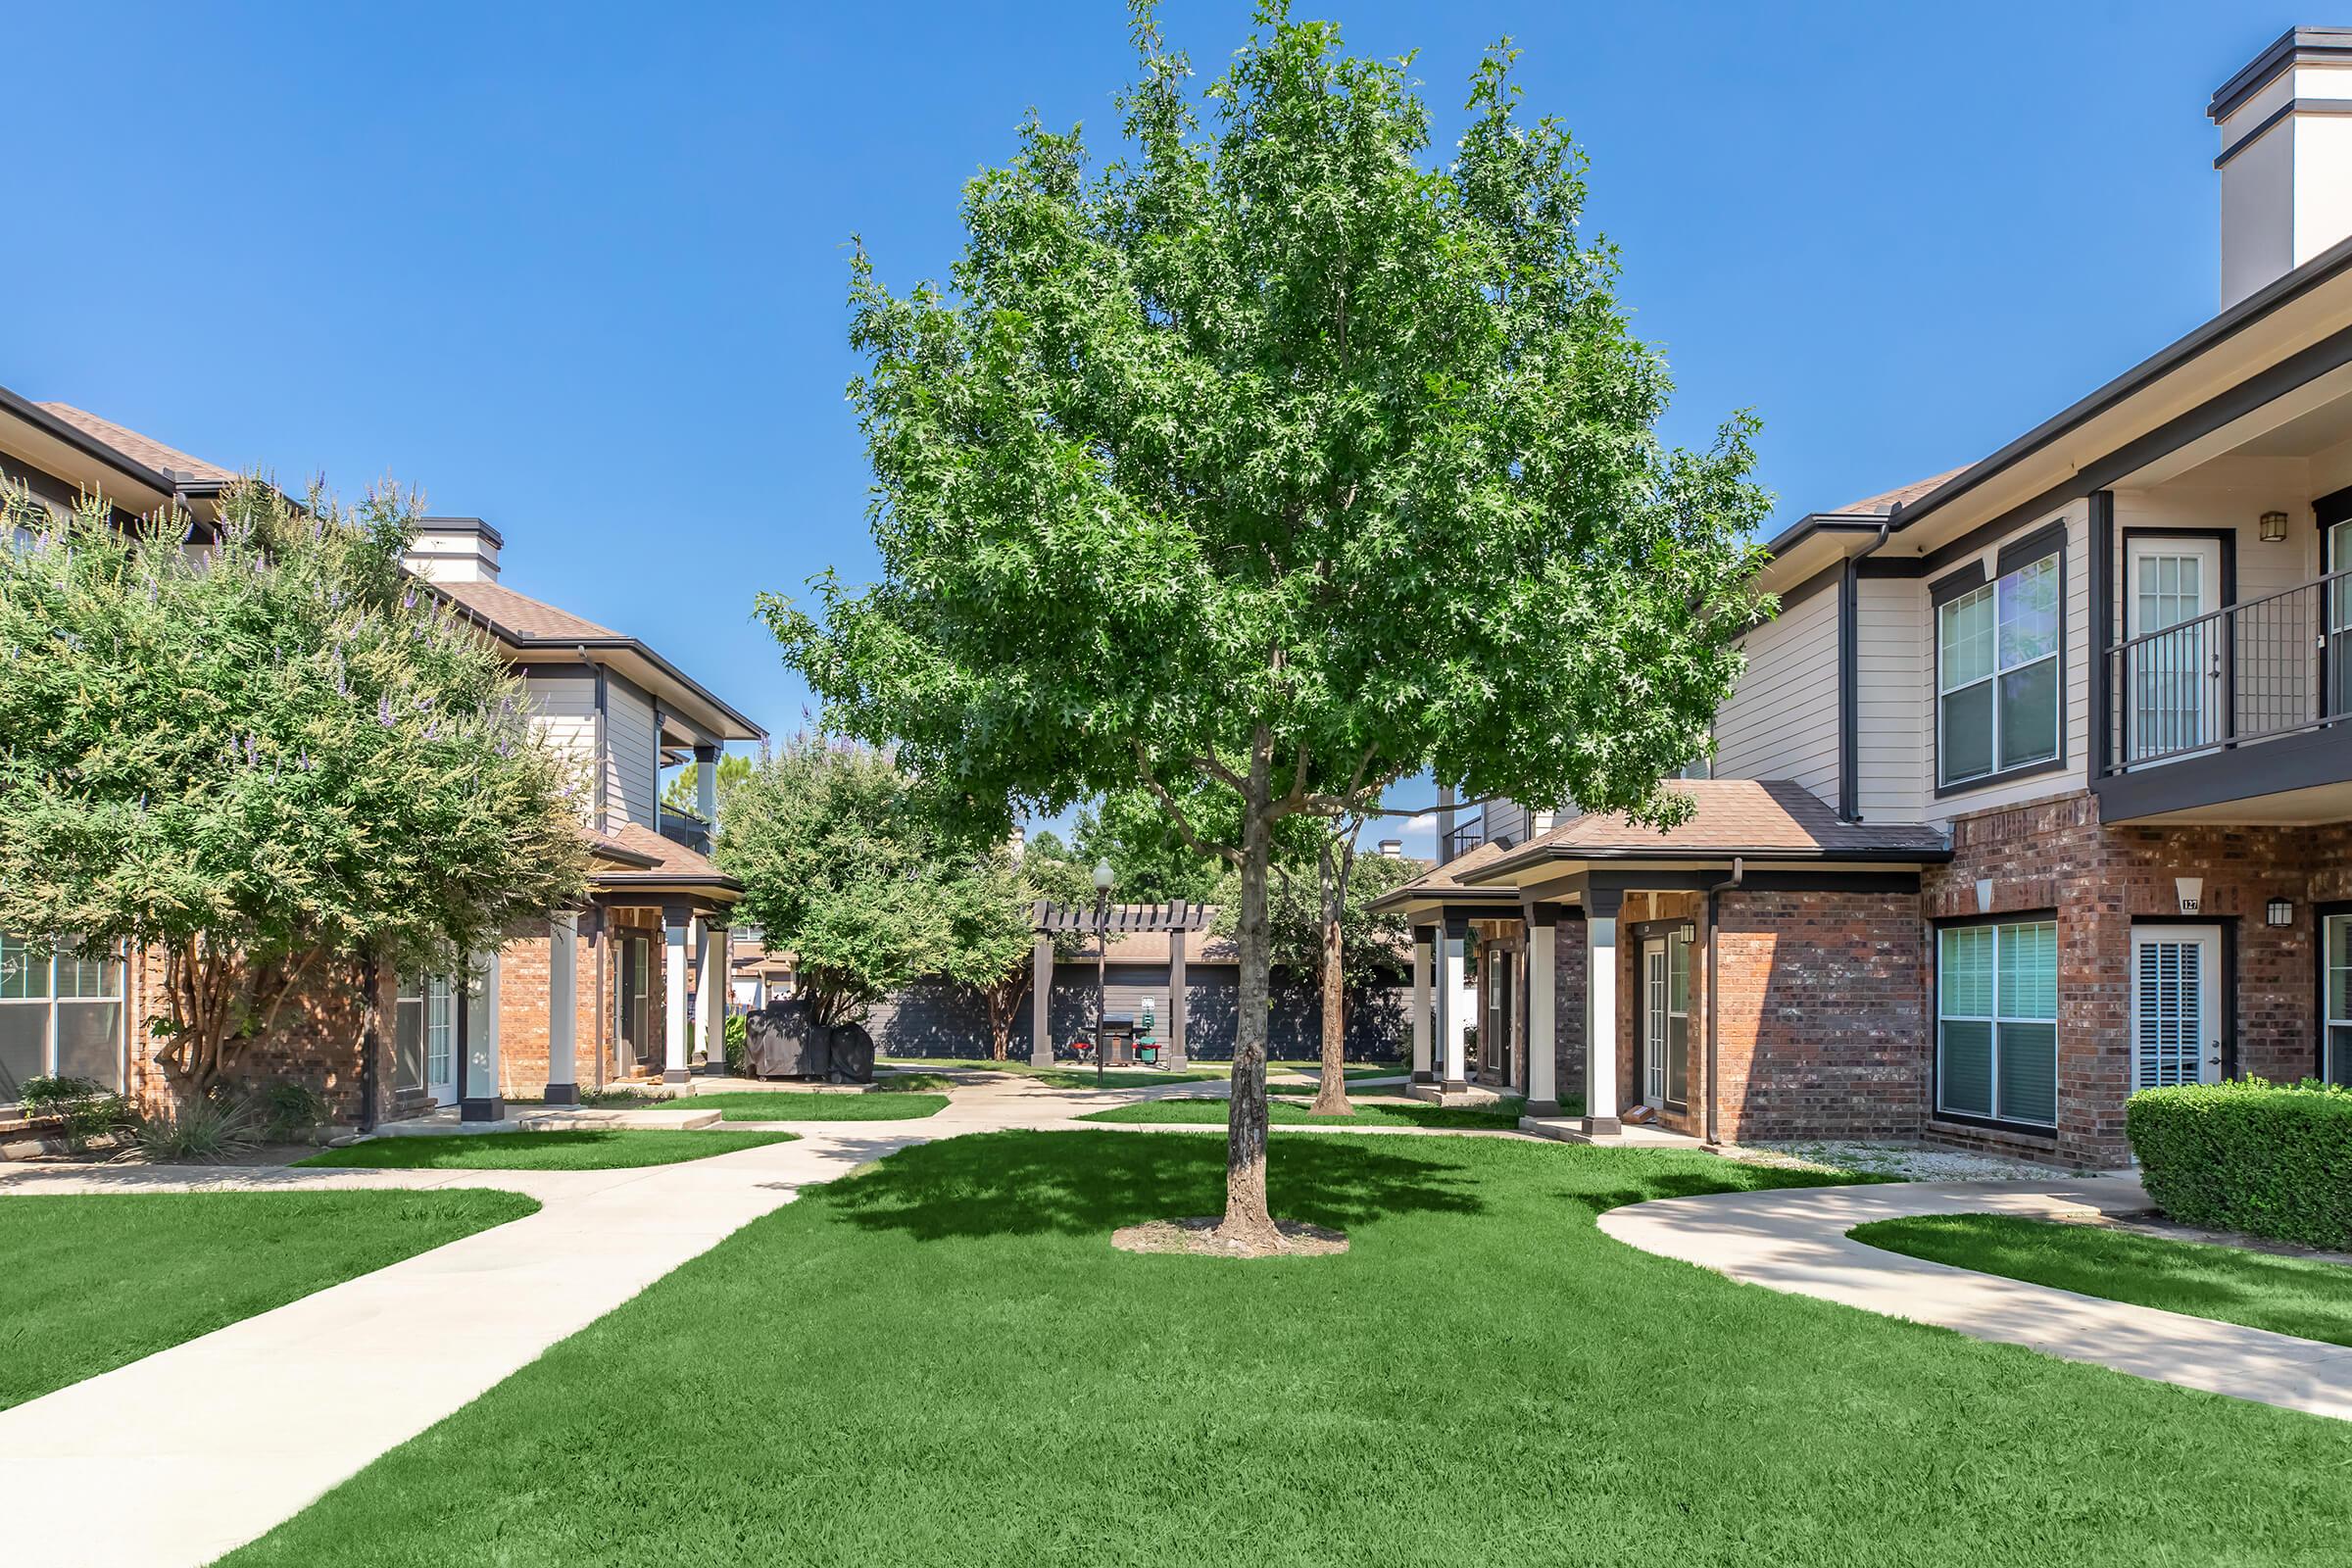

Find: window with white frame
<box><xmin>1938</xmin><ymin>550</ymin><xmax>2062</xmax><ymax>787</ymax></box>
<box><xmin>0</xmin><ymin>932</ymin><xmax>125</xmax><ymax>1103</ymax></box>
<box><xmin>1936</xmin><ymin>919</ymin><xmax>2058</xmax><ymax>1125</ymax></box>
<box><xmin>2323</xmin><ymin>915</ymin><xmax>2352</xmax><ymax>1089</ymax></box>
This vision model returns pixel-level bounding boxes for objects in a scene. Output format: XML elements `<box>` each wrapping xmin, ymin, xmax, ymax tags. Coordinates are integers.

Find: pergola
<box><xmin>1028</xmin><ymin>899</ymin><xmax>1212</xmax><ymax>1070</ymax></box>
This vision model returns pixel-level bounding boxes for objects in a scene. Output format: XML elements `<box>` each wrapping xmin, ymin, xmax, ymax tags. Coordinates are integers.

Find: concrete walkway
<box><xmin>1600</xmin><ymin>1176</ymin><xmax>2352</xmax><ymax>1422</ymax></box>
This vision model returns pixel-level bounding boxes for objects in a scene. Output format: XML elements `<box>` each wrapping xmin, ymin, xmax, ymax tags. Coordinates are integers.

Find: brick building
<box><xmin>0</xmin><ymin>394</ymin><xmax>764</xmax><ymax>1128</ymax></box>
<box><xmin>1377</xmin><ymin>28</ymin><xmax>2352</xmax><ymax>1169</ymax></box>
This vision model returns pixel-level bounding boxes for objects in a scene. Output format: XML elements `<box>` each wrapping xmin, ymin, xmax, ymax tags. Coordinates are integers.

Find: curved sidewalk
<box><xmin>1599</xmin><ymin>1176</ymin><xmax>2352</xmax><ymax>1422</ymax></box>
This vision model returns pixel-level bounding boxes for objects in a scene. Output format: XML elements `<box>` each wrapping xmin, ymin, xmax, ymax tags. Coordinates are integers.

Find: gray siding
<box><xmin>1714</xmin><ymin>582</ymin><xmax>1839</xmax><ymax>800</ymax></box>
<box><xmin>604</xmin><ymin>674</ymin><xmax>661</xmax><ymax>828</ymax></box>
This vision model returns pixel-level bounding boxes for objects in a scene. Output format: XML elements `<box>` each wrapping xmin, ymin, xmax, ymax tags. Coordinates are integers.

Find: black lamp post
<box><xmin>1092</xmin><ymin>858</ymin><xmax>1114</xmax><ymax>1088</ymax></box>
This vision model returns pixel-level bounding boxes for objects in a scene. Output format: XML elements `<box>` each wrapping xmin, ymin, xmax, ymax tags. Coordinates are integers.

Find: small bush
<box><xmin>15</xmin><ymin>1076</ymin><xmax>133</xmax><ymax>1152</ymax></box>
<box><xmin>258</xmin><ymin>1080</ymin><xmax>330</xmax><ymax>1142</ymax></box>
<box><xmin>18</xmin><ymin>1075</ymin><xmax>108</xmax><ymax>1115</ymax></box>
<box><xmin>723</xmin><ymin>1014</ymin><xmax>749</xmax><ymax>1077</ymax></box>
<box><xmin>2126</xmin><ymin>1078</ymin><xmax>2352</xmax><ymax>1250</ymax></box>
<box><xmin>133</xmin><ymin>1096</ymin><xmax>262</xmax><ymax>1164</ymax></box>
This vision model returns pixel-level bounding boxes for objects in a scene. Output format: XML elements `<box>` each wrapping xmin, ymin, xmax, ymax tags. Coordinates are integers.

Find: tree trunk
<box><xmin>1310</xmin><ymin>837</ymin><xmax>1353</xmax><ymax>1116</ymax></box>
<box><xmin>355</xmin><ymin>953</ymin><xmax>384</xmax><ymax>1132</ymax></box>
<box><xmin>1217</xmin><ymin>741</ymin><xmax>1282</xmax><ymax>1250</ymax></box>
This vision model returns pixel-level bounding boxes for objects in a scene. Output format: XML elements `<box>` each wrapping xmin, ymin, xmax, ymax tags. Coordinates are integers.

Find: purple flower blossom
<box><xmin>377</xmin><ymin>695</ymin><xmax>393</xmax><ymax>727</ymax></box>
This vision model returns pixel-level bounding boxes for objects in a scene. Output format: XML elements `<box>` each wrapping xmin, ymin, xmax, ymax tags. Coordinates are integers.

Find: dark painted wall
<box><xmin>865</xmin><ymin>962</ymin><xmax>1408</xmax><ymax>1062</ymax></box>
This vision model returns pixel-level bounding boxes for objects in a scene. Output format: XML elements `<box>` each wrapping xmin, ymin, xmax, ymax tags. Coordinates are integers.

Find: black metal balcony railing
<box><xmin>1440</xmin><ymin>819</ymin><xmax>1486</xmax><ymax>863</ymax></box>
<box><xmin>2104</xmin><ymin>565</ymin><xmax>2352</xmax><ymax>771</ymax></box>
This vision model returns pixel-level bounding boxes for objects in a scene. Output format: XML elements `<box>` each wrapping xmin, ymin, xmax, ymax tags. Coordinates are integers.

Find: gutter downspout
<box><xmin>1703</xmin><ymin>856</ymin><xmax>1744</xmax><ymax>1146</ymax></box>
<box><xmin>1837</xmin><ymin>514</ymin><xmax>1897</xmax><ymax>824</ymax></box>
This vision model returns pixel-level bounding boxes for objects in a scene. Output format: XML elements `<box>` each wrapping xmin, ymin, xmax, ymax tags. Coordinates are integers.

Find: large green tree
<box><xmin>0</xmin><ymin>480</ymin><xmax>590</xmax><ymax>1099</ymax></box>
<box><xmin>768</xmin><ymin>5</ymin><xmax>1769</xmax><ymax>1249</ymax></box>
<box><xmin>661</xmin><ymin>753</ymin><xmax>755</xmax><ymax>822</ymax></box>
<box><xmin>713</xmin><ymin>737</ymin><xmax>943</xmax><ymax>1027</ymax></box>
<box><xmin>932</xmin><ymin>843</ymin><xmax>1092</xmax><ymax>1060</ymax></box>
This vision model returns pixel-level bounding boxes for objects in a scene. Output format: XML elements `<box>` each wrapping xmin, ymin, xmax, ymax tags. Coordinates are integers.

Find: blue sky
<box><xmin>1</xmin><ymin>1</ymin><xmax>2296</xmax><ymax>851</ymax></box>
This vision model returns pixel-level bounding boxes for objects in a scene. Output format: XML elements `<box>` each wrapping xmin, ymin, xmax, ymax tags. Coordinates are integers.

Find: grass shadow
<box><xmin>813</xmin><ymin>1129</ymin><xmax>1485</xmax><ymax>1244</ymax></box>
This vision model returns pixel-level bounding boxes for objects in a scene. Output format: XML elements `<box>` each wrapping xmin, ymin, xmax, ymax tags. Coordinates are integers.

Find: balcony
<box><xmin>2096</xmin><ymin>566</ymin><xmax>2352</xmax><ymax>821</ymax></box>
<box><xmin>1440</xmin><ymin>819</ymin><xmax>1486</xmax><ymax>863</ymax></box>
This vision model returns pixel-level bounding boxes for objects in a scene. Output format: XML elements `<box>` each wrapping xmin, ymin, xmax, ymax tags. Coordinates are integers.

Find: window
<box><xmin>2324</xmin><ymin>915</ymin><xmax>2352</xmax><ymax>1089</ymax></box>
<box><xmin>395</xmin><ymin>977</ymin><xmax>424</xmax><ymax>1094</ymax></box>
<box><xmin>1939</xmin><ymin>550</ymin><xmax>2061</xmax><ymax>787</ymax></box>
<box><xmin>1937</xmin><ymin>919</ymin><xmax>2058</xmax><ymax>1126</ymax></box>
<box><xmin>0</xmin><ymin>933</ymin><xmax>124</xmax><ymax>1103</ymax></box>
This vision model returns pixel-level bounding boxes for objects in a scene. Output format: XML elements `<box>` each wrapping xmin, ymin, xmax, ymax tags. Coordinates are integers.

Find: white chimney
<box><xmin>403</xmin><ymin>516</ymin><xmax>503</xmax><ymax>583</ymax></box>
<box><xmin>1377</xmin><ymin>838</ymin><xmax>1402</xmax><ymax>858</ymax></box>
<box><xmin>2213</xmin><ymin>28</ymin><xmax>2352</xmax><ymax>309</ymax></box>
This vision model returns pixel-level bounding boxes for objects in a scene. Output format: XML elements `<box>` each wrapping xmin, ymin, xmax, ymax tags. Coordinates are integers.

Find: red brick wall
<box><xmin>1551</xmin><ymin>915</ymin><xmax>1587</xmax><ymax>1104</ymax></box>
<box><xmin>1923</xmin><ymin>787</ymin><xmax>2352</xmax><ymax>1166</ymax></box>
<box><xmin>495</xmin><ymin>917</ymin><xmax>604</xmax><ymax>1100</ymax></box>
<box><xmin>1709</xmin><ymin>889</ymin><xmax>1928</xmax><ymax>1144</ymax></box>
<box><xmin>127</xmin><ymin>949</ymin><xmax>397</xmax><ymax>1126</ymax></box>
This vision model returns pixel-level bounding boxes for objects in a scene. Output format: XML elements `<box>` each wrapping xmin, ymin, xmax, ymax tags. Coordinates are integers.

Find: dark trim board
<box><xmin>1853</xmin><ymin>556</ymin><xmax>1926</xmax><ymax>579</ymax></box>
<box><xmin>2094</xmin><ymin>720</ymin><xmax>2352</xmax><ymax>819</ymax></box>
<box><xmin>2090</xmin><ymin>491</ymin><xmax>2115</xmax><ymax>782</ymax></box>
<box><xmin>2215</xmin><ymin>98</ymin><xmax>2352</xmax><ymax>169</ymax></box>
<box><xmin>1838</xmin><ymin>559</ymin><xmax>1860</xmax><ymax>821</ymax></box>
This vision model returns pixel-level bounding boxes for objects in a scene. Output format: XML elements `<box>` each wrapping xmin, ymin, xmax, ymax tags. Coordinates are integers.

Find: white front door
<box><xmin>2125</xmin><ymin>537</ymin><xmax>2223</xmax><ymax>759</ymax></box>
<box><xmin>422</xmin><ymin>976</ymin><xmax>459</xmax><ymax>1104</ymax></box>
<box><xmin>1642</xmin><ymin>939</ymin><xmax>1667</xmax><ymax>1109</ymax></box>
<box><xmin>2129</xmin><ymin>925</ymin><xmax>2223</xmax><ymax>1091</ymax></box>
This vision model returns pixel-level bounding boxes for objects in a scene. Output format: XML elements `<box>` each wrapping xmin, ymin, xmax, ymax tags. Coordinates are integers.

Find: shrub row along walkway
<box><xmin>1600</xmin><ymin>1176</ymin><xmax>2352</xmax><ymax>1422</ymax></box>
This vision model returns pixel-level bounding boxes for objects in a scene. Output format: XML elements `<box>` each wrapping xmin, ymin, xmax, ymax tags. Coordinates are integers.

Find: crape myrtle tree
<box><xmin>0</xmin><ymin>480</ymin><xmax>590</xmax><ymax>1101</ymax></box>
<box><xmin>766</xmin><ymin>4</ymin><xmax>1770</xmax><ymax>1250</ymax></box>
<box><xmin>714</xmin><ymin>735</ymin><xmax>943</xmax><ymax>1027</ymax></box>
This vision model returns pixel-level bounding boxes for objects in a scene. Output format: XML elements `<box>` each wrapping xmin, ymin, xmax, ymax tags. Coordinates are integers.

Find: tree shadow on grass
<box><xmin>813</xmin><ymin>1129</ymin><xmax>1484</xmax><ymax>1244</ymax></box>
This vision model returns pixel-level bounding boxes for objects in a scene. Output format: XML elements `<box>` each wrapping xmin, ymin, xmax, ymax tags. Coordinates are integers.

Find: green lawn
<box><xmin>1083</xmin><ymin>1095</ymin><xmax>1529</xmax><ymax>1131</ymax></box>
<box><xmin>297</xmin><ymin>1129</ymin><xmax>798</xmax><ymax>1170</ymax></box>
<box><xmin>224</xmin><ymin>1132</ymin><xmax>2351</xmax><ymax>1566</ymax></box>
<box><xmin>1853</xmin><ymin>1212</ymin><xmax>2352</xmax><ymax>1348</ymax></box>
<box><xmin>669</xmin><ymin>1092</ymin><xmax>950</xmax><ymax>1122</ymax></box>
<box><xmin>0</xmin><ymin>1190</ymin><xmax>537</xmax><ymax>1411</ymax></box>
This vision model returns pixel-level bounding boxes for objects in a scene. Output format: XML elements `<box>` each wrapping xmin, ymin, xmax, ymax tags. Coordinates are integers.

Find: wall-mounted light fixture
<box><xmin>1677</xmin><ymin>922</ymin><xmax>1697</xmax><ymax>944</ymax></box>
<box><xmin>2267</xmin><ymin>898</ymin><xmax>2294</xmax><ymax>927</ymax></box>
<box><xmin>2260</xmin><ymin>509</ymin><xmax>2290</xmax><ymax>542</ymax></box>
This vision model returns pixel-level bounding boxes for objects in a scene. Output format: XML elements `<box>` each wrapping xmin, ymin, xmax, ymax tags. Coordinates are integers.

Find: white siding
<box><xmin>1854</xmin><ymin>575</ymin><xmax>1928</xmax><ymax>821</ymax></box>
<box><xmin>522</xmin><ymin>670</ymin><xmax>597</xmax><ymax>767</ymax></box>
<box><xmin>605</xmin><ymin>675</ymin><xmax>661</xmax><ymax>829</ymax></box>
<box><xmin>1714</xmin><ymin>581</ymin><xmax>1839</xmax><ymax>802</ymax></box>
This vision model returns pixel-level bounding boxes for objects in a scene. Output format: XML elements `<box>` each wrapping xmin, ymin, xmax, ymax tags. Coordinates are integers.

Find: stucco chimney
<box><xmin>403</xmin><ymin>516</ymin><xmax>503</xmax><ymax>583</ymax></box>
<box><xmin>2213</xmin><ymin>28</ymin><xmax>2352</xmax><ymax>308</ymax></box>
<box><xmin>1377</xmin><ymin>838</ymin><xmax>1402</xmax><ymax>858</ymax></box>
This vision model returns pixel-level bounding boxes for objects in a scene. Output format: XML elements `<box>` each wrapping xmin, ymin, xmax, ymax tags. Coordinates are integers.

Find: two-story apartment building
<box><xmin>1378</xmin><ymin>26</ymin><xmax>2352</xmax><ymax>1169</ymax></box>
<box><xmin>0</xmin><ymin>392</ymin><xmax>763</xmax><ymax>1129</ymax></box>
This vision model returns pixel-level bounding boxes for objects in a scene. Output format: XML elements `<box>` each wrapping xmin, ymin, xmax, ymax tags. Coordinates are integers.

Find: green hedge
<box><xmin>2126</xmin><ymin>1078</ymin><xmax>2352</xmax><ymax>1250</ymax></box>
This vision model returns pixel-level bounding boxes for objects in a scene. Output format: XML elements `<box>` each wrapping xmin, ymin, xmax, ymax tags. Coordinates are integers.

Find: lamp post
<box><xmin>1093</xmin><ymin>858</ymin><xmax>1114</xmax><ymax>1089</ymax></box>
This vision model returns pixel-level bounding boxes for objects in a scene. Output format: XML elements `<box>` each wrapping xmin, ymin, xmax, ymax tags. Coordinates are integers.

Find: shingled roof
<box><xmin>434</xmin><ymin>579</ymin><xmax>624</xmax><ymax>643</ymax></box>
<box><xmin>1834</xmin><ymin>466</ymin><xmax>1968</xmax><ymax>516</ymax></box>
<box><xmin>587</xmin><ymin>820</ymin><xmax>740</xmax><ymax>888</ymax></box>
<box><xmin>1486</xmin><ymin>780</ymin><xmax>1948</xmax><ymax>869</ymax></box>
<box><xmin>36</xmin><ymin>402</ymin><xmax>237</xmax><ymax>483</ymax></box>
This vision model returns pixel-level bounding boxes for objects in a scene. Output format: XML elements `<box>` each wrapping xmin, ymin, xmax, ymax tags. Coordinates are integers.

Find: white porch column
<box><xmin>545</xmin><ymin>912</ymin><xmax>580</xmax><ymax>1104</ymax></box>
<box><xmin>663</xmin><ymin>909</ymin><xmax>692</xmax><ymax>1084</ymax></box>
<box><xmin>1583</xmin><ymin>899</ymin><xmax>1621</xmax><ymax>1134</ymax></box>
<box><xmin>1441</xmin><ymin>920</ymin><xmax>1473</xmax><ymax>1093</ymax></box>
<box><xmin>1030</xmin><ymin>931</ymin><xmax>1055</xmax><ymax>1068</ymax></box>
<box><xmin>1409</xmin><ymin>926</ymin><xmax>1433</xmax><ymax>1083</ymax></box>
<box><xmin>697</xmin><ymin>916</ymin><xmax>727</xmax><ymax>1071</ymax></box>
<box><xmin>1526</xmin><ymin>905</ymin><xmax>1559</xmax><ymax>1117</ymax></box>
<box><xmin>461</xmin><ymin>949</ymin><xmax>504</xmax><ymax>1121</ymax></box>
